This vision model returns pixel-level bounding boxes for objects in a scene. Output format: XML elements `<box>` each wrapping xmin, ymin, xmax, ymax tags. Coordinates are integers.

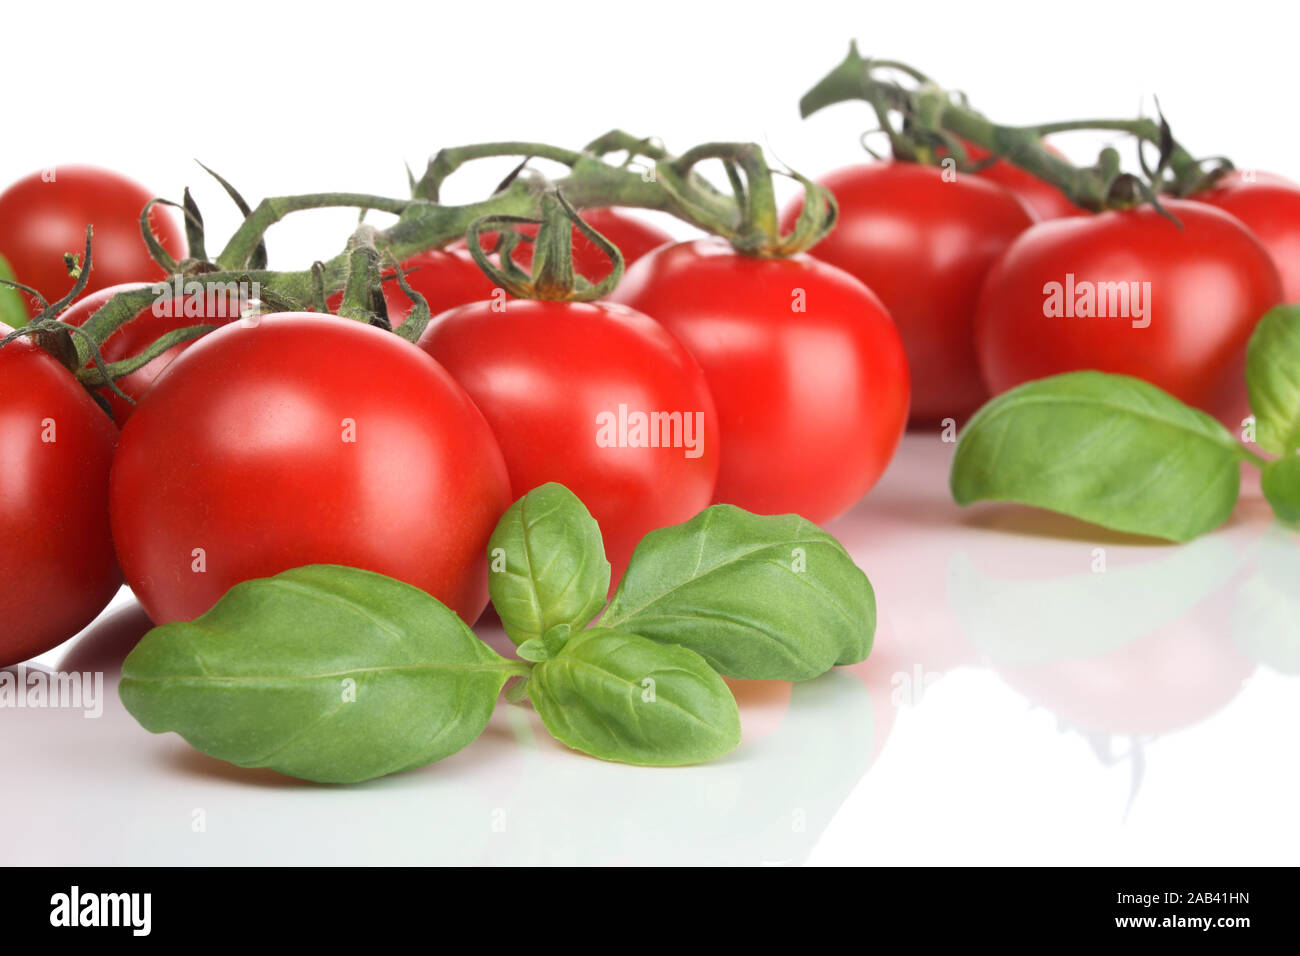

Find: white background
<box><xmin>3</xmin><ymin>0</ymin><xmax>1298</xmax><ymax>867</ymax></box>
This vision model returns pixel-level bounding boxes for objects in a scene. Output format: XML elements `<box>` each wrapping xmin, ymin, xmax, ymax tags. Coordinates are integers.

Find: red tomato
<box><xmin>975</xmin><ymin>200</ymin><xmax>1282</xmax><ymax>422</ymax></box>
<box><xmin>0</xmin><ymin>166</ymin><xmax>184</xmax><ymax>316</ymax></box>
<box><xmin>325</xmin><ymin>248</ymin><xmax>501</xmax><ymax>326</ymax></box>
<box><xmin>960</xmin><ymin>141</ymin><xmax>1083</xmax><ymax>221</ymax></box>
<box><xmin>612</xmin><ymin>238</ymin><xmax>909</xmax><ymax>523</ymax></box>
<box><xmin>451</xmin><ymin>207</ymin><xmax>673</xmax><ymax>282</ymax></box>
<box><xmin>782</xmin><ymin>163</ymin><xmax>1035</xmax><ymax>425</ymax></box>
<box><xmin>0</xmin><ymin>323</ymin><xmax>120</xmax><ymax>666</ymax></box>
<box><xmin>418</xmin><ymin>299</ymin><xmax>719</xmax><ymax>581</ymax></box>
<box><xmin>61</xmin><ymin>282</ymin><xmax>243</xmax><ymax>424</ymax></box>
<box><xmin>110</xmin><ymin>314</ymin><xmax>510</xmax><ymax>624</ymax></box>
<box><xmin>1193</xmin><ymin>173</ymin><xmax>1300</xmax><ymax>302</ymax></box>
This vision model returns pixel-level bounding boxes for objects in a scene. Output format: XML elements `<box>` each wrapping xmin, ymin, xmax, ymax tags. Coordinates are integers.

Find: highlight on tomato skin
<box><xmin>612</xmin><ymin>237</ymin><xmax>910</xmax><ymax>524</ymax></box>
<box><xmin>0</xmin><ymin>165</ymin><xmax>185</xmax><ymax>316</ymax></box>
<box><xmin>1191</xmin><ymin>172</ymin><xmax>1300</xmax><ymax>303</ymax></box>
<box><xmin>0</xmin><ymin>321</ymin><xmax>122</xmax><ymax>668</ymax></box>
<box><xmin>107</xmin><ymin>312</ymin><xmax>512</xmax><ymax>627</ymax></box>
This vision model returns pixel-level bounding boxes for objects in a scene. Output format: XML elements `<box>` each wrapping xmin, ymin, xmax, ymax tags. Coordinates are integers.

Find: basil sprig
<box><xmin>119</xmin><ymin>565</ymin><xmax>528</xmax><ymax>784</ymax></box>
<box><xmin>952</xmin><ymin>305</ymin><xmax>1300</xmax><ymax>538</ymax></box>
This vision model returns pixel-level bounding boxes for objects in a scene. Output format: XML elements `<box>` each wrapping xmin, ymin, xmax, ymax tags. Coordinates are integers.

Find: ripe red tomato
<box><xmin>0</xmin><ymin>323</ymin><xmax>120</xmax><ymax>666</ymax></box>
<box><xmin>60</xmin><ymin>282</ymin><xmax>243</xmax><ymax>424</ymax></box>
<box><xmin>110</xmin><ymin>313</ymin><xmax>510</xmax><ymax>624</ymax></box>
<box><xmin>325</xmin><ymin>248</ymin><xmax>501</xmax><ymax>326</ymax></box>
<box><xmin>782</xmin><ymin>163</ymin><xmax>1034</xmax><ymax>425</ymax></box>
<box><xmin>958</xmin><ymin>141</ymin><xmax>1082</xmax><ymax>221</ymax></box>
<box><xmin>612</xmin><ymin>238</ymin><xmax>909</xmax><ymax>524</ymax></box>
<box><xmin>0</xmin><ymin>166</ymin><xmax>184</xmax><ymax>316</ymax></box>
<box><xmin>451</xmin><ymin>207</ymin><xmax>673</xmax><ymax>282</ymax></box>
<box><xmin>418</xmin><ymin>299</ymin><xmax>719</xmax><ymax>581</ymax></box>
<box><xmin>1193</xmin><ymin>173</ymin><xmax>1300</xmax><ymax>302</ymax></box>
<box><xmin>975</xmin><ymin>200</ymin><xmax>1283</xmax><ymax>422</ymax></box>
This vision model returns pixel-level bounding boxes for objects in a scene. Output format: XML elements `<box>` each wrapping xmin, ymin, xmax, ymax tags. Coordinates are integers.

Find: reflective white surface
<box><xmin>3</xmin><ymin>435</ymin><xmax>1297</xmax><ymax>866</ymax></box>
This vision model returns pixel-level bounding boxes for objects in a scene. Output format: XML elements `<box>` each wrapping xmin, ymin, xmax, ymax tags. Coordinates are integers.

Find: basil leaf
<box><xmin>951</xmin><ymin>371</ymin><xmax>1244</xmax><ymax>542</ymax></box>
<box><xmin>601</xmin><ymin>505</ymin><xmax>875</xmax><ymax>680</ymax></box>
<box><xmin>1262</xmin><ymin>456</ymin><xmax>1300</xmax><ymax>524</ymax></box>
<box><xmin>1246</xmin><ymin>305</ymin><xmax>1300</xmax><ymax>456</ymax></box>
<box><xmin>119</xmin><ymin>565</ymin><xmax>525</xmax><ymax>784</ymax></box>
<box><xmin>0</xmin><ymin>254</ymin><xmax>28</xmax><ymax>327</ymax></box>
<box><xmin>488</xmin><ymin>483</ymin><xmax>611</xmax><ymax>646</ymax></box>
<box><xmin>527</xmin><ymin>627</ymin><xmax>740</xmax><ymax>766</ymax></box>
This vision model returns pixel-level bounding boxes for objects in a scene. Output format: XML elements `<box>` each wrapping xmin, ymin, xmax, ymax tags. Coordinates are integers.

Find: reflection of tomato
<box><xmin>110</xmin><ymin>314</ymin><xmax>511</xmax><ymax>625</ymax></box>
<box><xmin>1194</xmin><ymin>173</ymin><xmax>1300</xmax><ymax>302</ymax></box>
<box><xmin>418</xmin><ymin>299</ymin><xmax>718</xmax><ymax>581</ymax></box>
<box><xmin>325</xmin><ymin>248</ymin><xmax>500</xmax><ymax>327</ymax></box>
<box><xmin>0</xmin><ymin>166</ymin><xmax>184</xmax><ymax>316</ymax></box>
<box><xmin>0</xmin><ymin>323</ymin><xmax>120</xmax><ymax>666</ymax></box>
<box><xmin>60</xmin><ymin>283</ymin><xmax>241</xmax><ymax>424</ymax></box>
<box><xmin>613</xmin><ymin>238</ymin><xmax>909</xmax><ymax>523</ymax></box>
<box><xmin>782</xmin><ymin>163</ymin><xmax>1033</xmax><ymax>425</ymax></box>
<box><xmin>976</xmin><ymin>200</ymin><xmax>1282</xmax><ymax>423</ymax></box>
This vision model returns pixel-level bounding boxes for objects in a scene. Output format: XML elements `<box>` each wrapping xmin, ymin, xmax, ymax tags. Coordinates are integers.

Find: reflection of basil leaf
<box><xmin>601</xmin><ymin>505</ymin><xmax>875</xmax><ymax>680</ymax></box>
<box><xmin>527</xmin><ymin>627</ymin><xmax>740</xmax><ymax>766</ymax></box>
<box><xmin>120</xmin><ymin>565</ymin><xmax>525</xmax><ymax>783</ymax></box>
<box><xmin>488</xmin><ymin>483</ymin><xmax>610</xmax><ymax>646</ymax></box>
<box><xmin>1262</xmin><ymin>456</ymin><xmax>1300</xmax><ymax>524</ymax></box>
<box><xmin>0</xmin><ymin>254</ymin><xmax>28</xmax><ymax>327</ymax></box>
<box><xmin>951</xmin><ymin>372</ymin><xmax>1245</xmax><ymax>542</ymax></box>
<box><xmin>1246</xmin><ymin>305</ymin><xmax>1300</xmax><ymax>456</ymax></box>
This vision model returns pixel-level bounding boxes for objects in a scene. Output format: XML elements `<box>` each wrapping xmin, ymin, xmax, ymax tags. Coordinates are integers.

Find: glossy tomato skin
<box><xmin>975</xmin><ymin>200</ymin><xmax>1283</xmax><ymax>422</ymax></box>
<box><xmin>0</xmin><ymin>323</ymin><xmax>121</xmax><ymax>666</ymax></box>
<box><xmin>451</xmin><ymin>207</ymin><xmax>674</xmax><ymax>282</ymax></box>
<box><xmin>0</xmin><ymin>167</ymin><xmax>184</xmax><ymax>316</ymax></box>
<box><xmin>61</xmin><ymin>283</ymin><xmax>242</xmax><ymax>424</ymax></box>
<box><xmin>781</xmin><ymin>163</ymin><xmax>1035</xmax><ymax>425</ymax></box>
<box><xmin>418</xmin><ymin>299</ymin><xmax>718</xmax><ymax>581</ymax></box>
<box><xmin>611</xmin><ymin>238</ymin><xmax>910</xmax><ymax>524</ymax></box>
<box><xmin>961</xmin><ymin>142</ymin><xmax>1083</xmax><ymax>221</ymax></box>
<box><xmin>1193</xmin><ymin>174</ymin><xmax>1300</xmax><ymax>302</ymax></box>
<box><xmin>326</xmin><ymin>248</ymin><xmax>501</xmax><ymax>326</ymax></box>
<box><xmin>110</xmin><ymin>314</ymin><xmax>511</xmax><ymax>625</ymax></box>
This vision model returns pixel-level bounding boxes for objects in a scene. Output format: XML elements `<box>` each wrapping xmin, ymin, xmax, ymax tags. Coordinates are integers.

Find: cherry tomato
<box><xmin>1193</xmin><ymin>173</ymin><xmax>1300</xmax><ymax>302</ymax></box>
<box><xmin>612</xmin><ymin>238</ymin><xmax>909</xmax><ymax>524</ymax></box>
<box><xmin>326</xmin><ymin>248</ymin><xmax>501</xmax><ymax>326</ymax></box>
<box><xmin>959</xmin><ymin>141</ymin><xmax>1083</xmax><ymax>221</ymax></box>
<box><xmin>418</xmin><ymin>298</ymin><xmax>719</xmax><ymax>581</ymax></box>
<box><xmin>0</xmin><ymin>166</ymin><xmax>184</xmax><ymax>316</ymax></box>
<box><xmin>0</xmin><ymin>322</ymin><xmax>120</xmax><ymax>666</ymax></box>
<box><xmin>782</xmin><ymin>163</ymin><xmax>1034</xmax><ymax>425</ymax></box>
<box><xmin>975</xmin><ymin>200</ymin><xmax>1282</xmax><ymax>423</ymax></box>
<box><xmin>60</xmin><ymin>282</ymin><xmax>243</xmax><ymax>424</ymax></box>
<box><xmin>110</xmin><ymin>313</ymin><xmax>510</xmax><ymax>624</ymax></box>
<box><xmin>451</xmin><ymin>207</ymin><xmax>673</xmax><ymax>282</ymax></box>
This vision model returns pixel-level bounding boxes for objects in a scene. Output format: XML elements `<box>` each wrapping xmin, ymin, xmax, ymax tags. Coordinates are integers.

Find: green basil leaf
<box><xmin>1261</xmin><ymin>456</ymin><xmax>1300</xmax><ymax>524</ymax></box>
<box><xmin>951</xmin><ymin>371</ymin><xmax>1244</xmax><ymax>542</ymax></box>
<box><xmin>600</xmin><ymin>505</ymin><xmax>875</xmax><ymax>680</ymax></box>
<box><xmin>528</xmin><ymin>627</ymin><xmax>740</xmax><ymax>766</ymax></box>
<box><xmin>1246</xmin><ymin>305</ymin><xmax>1300</xmax><ymax>456</ymax></box>
<box><xmin>0</xmin><ymin>254</ymin><xmax>28</xmax><ymax>328</ymax></box>
<box><xmin>119</xmin><ymin>564</ymin><xmax>525</xmax><ymax>784</ymax></box>
<box><xmin>488</xmin><ymin>483</ymin><xmax>611</xmax><ymax>646</ymax></box>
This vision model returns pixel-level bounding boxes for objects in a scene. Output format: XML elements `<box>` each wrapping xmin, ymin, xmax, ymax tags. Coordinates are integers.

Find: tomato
<box><xmin>60</xmin><ymin>282</ymin><xmax>243</xmax><ymax>424</ymax></box>
<box><xmin>611</xmin><ymin>238</ymin><xmax>909</xmax><ymax>523</ymax></box>
<box><xmin>418</xmin><ymin>298</ymin><xmax>718</xmax><ymax>581</ymax></box>
<box><xmin>451</xmin><ymin>207</ymin><xmax>673</xmax><ymax>282</ymax></box>
<box><xmin>975</xmin><ymin>200</ymin><xmax>1283</xmax><ymax>423</ymax></box>
<box><xmin>110</xmin><ymin>314</ymin><xmax>510</xmax><ymax>624</ymax></box>
<box><xmin>0</xmin><ymin>166</ymin><xmax>184</xmax><ymax>316</ymax></box>
<box><xmin>781</xmin><ymin>163</ymin><xmax>1035</xmax><ymax>425</ymax></box>
<box><xmin>0</xmin><ymin>322</ymin><xmax>120</xmax><ymax>666</ymax></box>
<box><xmin>960</xmin><ymin>142</ymin><xmax>1082</xmax><ymax>221</ymax></box>
<box><xmin>1193</xmin><ymin>173</ymin><xmax>1300</xmax><ymax>302</ymax></box>
<box><xmin>325</xmin><ymin>248</ymin><xmax>501</xmax><ymax>326</ymax></box>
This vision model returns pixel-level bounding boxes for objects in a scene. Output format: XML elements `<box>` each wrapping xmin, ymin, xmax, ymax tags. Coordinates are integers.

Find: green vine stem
<box><xmin>800</xmin><ymin>43</ymin><xmax>1219</xmax><ymax>210</ymax></box>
